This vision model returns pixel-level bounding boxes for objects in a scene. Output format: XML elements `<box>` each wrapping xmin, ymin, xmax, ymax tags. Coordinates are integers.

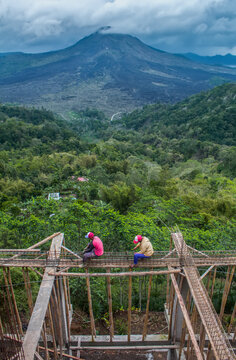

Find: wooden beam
<box><xmin>23</xmin><ymin>233</ymin><xmax>64</xmax><ymax>360</ymax></box>
<box><xmin>169</xmin><ymin>267</ymin><xmax>203</xmax><ymax>360</ymax></box>
<box><xmin>8</xmin><ymin>233</ymin><xmax>61</xmax><ymax>261</ymax></box>
<box><xmin>200</xmin><ymin>265</ymin><xmax>215</xmax><ymax>280</ymax></box>
<box><xmin>77</xmin><ymin>345</ymin><xmax>179</xmax><ymax>350</ymax></box>
<box><xmin>49</xmin><ymin>269</ymin><xmax>181</xmax><ymax>277</ymax></box>
<box><xmin>61</xmin><ymin>245</ymin><xmax>82</xmax><ymax>260</ymax></box>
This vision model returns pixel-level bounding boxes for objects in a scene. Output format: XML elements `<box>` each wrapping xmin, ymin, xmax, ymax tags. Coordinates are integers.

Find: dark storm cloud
<box><xmin>0</xmin><ymin>0</ymin><xmax>235</xmax><ymax>55</ymax></box>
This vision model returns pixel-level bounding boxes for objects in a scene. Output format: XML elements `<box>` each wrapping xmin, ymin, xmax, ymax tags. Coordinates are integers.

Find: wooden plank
<box><xmin>22</xmin><ymin>233</ymin><xmax>63</xmax><ymax>360</ymax></box>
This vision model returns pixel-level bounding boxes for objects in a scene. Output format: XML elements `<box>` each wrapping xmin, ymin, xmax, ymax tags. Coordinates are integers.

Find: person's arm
<box><xmin>133</xmin><ymin>243</ymin><xmax>140</xmax><ymax>251</ymax></box>
<box><xmin>137</xmin><ymin>241</ymin><xmax>148</xmax><ymax>254</ymax></box>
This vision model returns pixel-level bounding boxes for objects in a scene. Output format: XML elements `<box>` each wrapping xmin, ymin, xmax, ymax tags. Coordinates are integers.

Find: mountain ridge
<box><xmin>0</xmin><ymin>32</ymin><xmax>235</xmax><ymax>116</ymax></box>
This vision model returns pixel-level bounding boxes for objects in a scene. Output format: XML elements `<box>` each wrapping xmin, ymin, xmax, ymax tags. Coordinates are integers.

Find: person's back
<box><xmin>93</xmin><ymin>236</ymin><xmax>104</xmax><ymax>256</ymax></box>
<box><xmin>138</xmin><ymin>236</ymin><xmax>153</xmax><ymax>256</ymax></box>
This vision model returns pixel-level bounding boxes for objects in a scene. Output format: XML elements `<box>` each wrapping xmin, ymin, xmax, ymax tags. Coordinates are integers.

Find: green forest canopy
<box><xmin>0</xmin><ymin>83</ymin><xmax>235</xmax><ymax>316</ymax></box>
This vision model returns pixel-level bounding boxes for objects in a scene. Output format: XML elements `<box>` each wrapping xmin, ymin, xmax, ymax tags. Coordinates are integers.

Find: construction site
<box><xmin>0</xmin><ymin>232</ymin><xmax>235</xmax><ymax>360</ymax></box>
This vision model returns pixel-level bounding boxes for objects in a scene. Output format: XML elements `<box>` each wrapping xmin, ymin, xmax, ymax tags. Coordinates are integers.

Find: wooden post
<box><xmin>228</xmin><ymin>303</ymin><xmax>236</xmax><ymax>334</ymax></box>
<box><xmin>178</xmin><ymin>290</ymin><xmax>191</xmax><ymax>359</ymax></box>
<box><xmin>219</xmin><ymin>265</ymin><xmax>235</xmax><ymax>320</ymax></box>
<box><xmin>22</xmin><ymin>267</ymin><xmax>33</xmax><ymax>314</ymax></box>
<box><xmin>210</xmin><ymin>266</ymin><xmax>217</xmax><ymax>300</ymax></box>
<box><xmin>142</xmin><ymin>274</ymin><xmax>152</xmax><ymax>341</ymax></box>
<box><xmin>166</xmin><ymin>235</ymin><xmax>173</xmax><ymax>307</ymax></box>
<box><xmin>168</xmin><ymin>281</ymin><xmax>175</xmax><ymax>340</ymax></box>
<box><xmin>48</xmin><ymin>300</ymin><xmax>58</xmax><ymax>359</ymax></box>
<box><xmin>62</xmin><ymin>275</ymin><xmax>71</xmax><ymax>342</ymax></box>
<box><xmin>7</xmin><ymin>268</ymin><xmax>23</xmax><ymax>335</ymax></box>
<box><xmin>54</xmin><ymin>280</ymin><xmax>64</xmax><ymax>358</ymax></box>
<box><xmin>86</xmin><ymin>269</ymin><xmax>96</xmax><ymax>341</ymax></box>
<box><xmin>41</xmin><ymin>323</ymin><xmax>49</xmax><ymax>360</ymax></box>
<box><xmin>127</xmin><ymin>268</ymin><xmax>132</xmax><ymax>342</ymax></box>
<box><xmin>106</xmin><ymin>268</ymin><xmax>114</xmax><ymax>341</ymax></box>
<box><xmin>2</xmin><ymin>268</ymin><xmax>19</xmax><ymax>336</ymax></box>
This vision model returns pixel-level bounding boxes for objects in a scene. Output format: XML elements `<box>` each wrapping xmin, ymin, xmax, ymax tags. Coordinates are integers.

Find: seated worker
<box><xmin>83</xmin><ymin>232</ymin><xmax>104</xmax><ymax>263</ymax></box>
<box><xmin>130</xmin><ymin>235</ymin><xmax>154</xmax><ymax>268</ymax></box>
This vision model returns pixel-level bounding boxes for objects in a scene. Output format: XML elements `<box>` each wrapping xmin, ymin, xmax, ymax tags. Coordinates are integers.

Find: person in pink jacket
<box><xmin>83</xmin><ymin>232</ymin><xmax>104</xmax><ymax>262</ymax></box>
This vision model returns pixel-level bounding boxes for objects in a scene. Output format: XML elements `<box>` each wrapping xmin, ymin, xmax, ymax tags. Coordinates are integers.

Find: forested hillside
<box><xmin>0</xmin><ymin>83</ymin><xmax>235</xmax><ymax>315</ymax></box>
<box><xmin>0</xmin><ymin>83</ymin><xmax>235</xmax><ymax>250</ymax></box>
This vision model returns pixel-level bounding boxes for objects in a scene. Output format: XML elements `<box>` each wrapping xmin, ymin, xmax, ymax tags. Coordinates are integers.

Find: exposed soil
<box><xmin>71</xmin><ymin>309</ymin><xmax>168</xmax><ymax>335</ymax></box>
<box><xmin>80</xmin><ymin>349</ymin><xmax>167</xmax><ymax>360</ymax></box>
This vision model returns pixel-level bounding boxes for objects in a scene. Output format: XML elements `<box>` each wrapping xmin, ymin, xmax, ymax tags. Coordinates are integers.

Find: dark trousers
<box><xmin>83</xmin><ymin>249</ymin><xmax>98</xmax><ymax>262</ymax></box>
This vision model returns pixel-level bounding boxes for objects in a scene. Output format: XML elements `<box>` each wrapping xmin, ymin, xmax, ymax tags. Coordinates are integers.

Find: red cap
<box><xmin>85</xmin><ymin>232</ymin><xmax>94</xmax><ymax>239</ymax></box>
<box><xmin>133</xmin><ymin>235</ymin><xmax>142</xmax><ymax>244</ymax></box>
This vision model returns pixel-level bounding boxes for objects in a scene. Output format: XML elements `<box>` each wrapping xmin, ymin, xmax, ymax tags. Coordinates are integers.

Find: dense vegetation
<box><xmin>0</xmin><ymin>83</ymin><xmax>235</xmax><ymax>319</ymax></box>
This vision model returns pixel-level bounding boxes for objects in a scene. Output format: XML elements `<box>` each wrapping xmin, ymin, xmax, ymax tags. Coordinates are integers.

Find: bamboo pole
<box><xmin>142</xmin><ymin>274</ymin><xmax>152</xmax><ymax>341</ymax></box>
<box><xmin>85</xmin><ymin>269</ymin><xmax>96</xmax><ymax>341</ymax></box>
<box><xmin>106</xmin><ymin>268</ymin><xmax>114</xmax><ymax>341</ymax></box>
<box><xmin>127</xmin><ymin>268</ymin><xmax>132</xmax><ymax>342</ymax></box>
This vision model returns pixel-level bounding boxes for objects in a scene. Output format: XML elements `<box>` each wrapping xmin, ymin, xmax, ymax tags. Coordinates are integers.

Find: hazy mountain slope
<box><xmin>0</xmin><ymin>31</ymin><xmax>235</xmax><ymax>116</ymax></box>
<box><xmin>182</xmin><ymin>53</ymin><xmax>236</xmax><ymax>68</ymax></box>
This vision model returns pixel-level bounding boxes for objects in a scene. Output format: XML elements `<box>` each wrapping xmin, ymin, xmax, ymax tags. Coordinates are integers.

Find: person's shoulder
<box><xmin>142</xmin><ymin>236</ymin><xmax>150</xmax><ymax>241</ymax></box>
<box><xmin>94</xmin><ymin>236</ymin><xmax>102</xmax><ymax>242</ymax></box>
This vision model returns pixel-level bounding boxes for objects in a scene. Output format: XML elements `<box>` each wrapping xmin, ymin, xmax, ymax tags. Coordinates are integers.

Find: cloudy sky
<box><xmin>0</xmin><ymin>0</ymin><xmax>235</xmax><ymax>55</ymax></box>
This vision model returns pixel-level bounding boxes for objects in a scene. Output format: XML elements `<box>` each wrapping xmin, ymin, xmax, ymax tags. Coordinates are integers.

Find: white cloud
<box><xmin>0</xmin><ymin>0</ymin><xmax>235</xmax><ymax>54</ymax></box>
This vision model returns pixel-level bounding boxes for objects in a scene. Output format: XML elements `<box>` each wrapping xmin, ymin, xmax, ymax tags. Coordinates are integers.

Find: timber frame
<box><xmin>0</xmin><ymin>232</ymin><xmax>235</xmax><ymax>359</ymax></box>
